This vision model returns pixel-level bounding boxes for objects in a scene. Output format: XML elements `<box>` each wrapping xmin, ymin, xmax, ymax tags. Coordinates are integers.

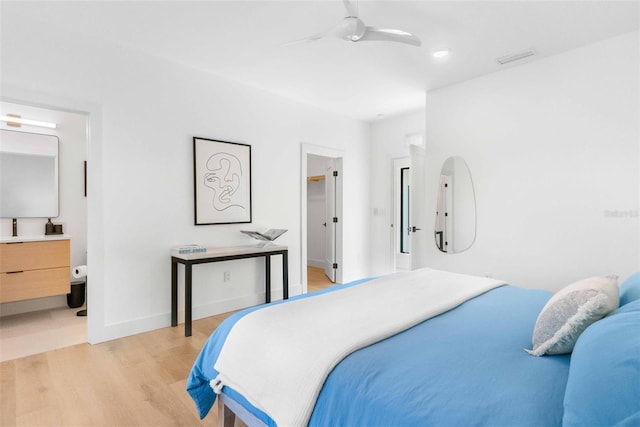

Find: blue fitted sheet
<box><xmin>187</xmin><ymin>280</ymin><xmax>570</xmax><ymax>426</ymax></box>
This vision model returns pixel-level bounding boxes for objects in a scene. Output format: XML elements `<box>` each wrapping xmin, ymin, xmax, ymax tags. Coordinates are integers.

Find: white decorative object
<box><xmin>241</xmin><ymin>229</ymin><xmax>287</xmax><ymax>247</ymax></box>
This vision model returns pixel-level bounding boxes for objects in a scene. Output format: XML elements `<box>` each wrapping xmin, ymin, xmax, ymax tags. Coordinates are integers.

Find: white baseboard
<box><xmin>93</xmin><ymin>284</ymin><xmax>303</xmax><ymax>344</ymax></box>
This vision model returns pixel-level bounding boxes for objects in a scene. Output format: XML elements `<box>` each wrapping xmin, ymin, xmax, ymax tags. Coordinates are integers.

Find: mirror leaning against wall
<box><xmin>434</xmin><ymin>156</ymin><xmax>476</xmax><ymax>253</ymax></box>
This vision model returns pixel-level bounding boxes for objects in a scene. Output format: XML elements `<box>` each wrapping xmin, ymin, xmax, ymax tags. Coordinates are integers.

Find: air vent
<box><xmin>496</xmin><ymin>49</ymin><xmax>537</xmax><ymax>65</ymax></box>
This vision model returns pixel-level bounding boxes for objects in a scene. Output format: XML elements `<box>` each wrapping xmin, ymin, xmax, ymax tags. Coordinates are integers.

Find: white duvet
<box><xmin>212</xmin><ymin>268</ymin><xmax>505</xmax><ymax>427</ymax></box>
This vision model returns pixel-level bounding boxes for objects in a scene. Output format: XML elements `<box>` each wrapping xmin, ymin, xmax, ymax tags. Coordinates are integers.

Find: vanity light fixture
<box><xmin>0</xmin><ymin>114</ymin><xmax>57</xmax><ymax>129</ymax></box>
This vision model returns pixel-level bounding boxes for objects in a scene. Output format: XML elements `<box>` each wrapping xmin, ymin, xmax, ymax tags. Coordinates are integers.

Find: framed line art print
<box><xmin>193</xmin><ymin>137</ymin><xmax>252</xmax><ymax>225</ymax></box>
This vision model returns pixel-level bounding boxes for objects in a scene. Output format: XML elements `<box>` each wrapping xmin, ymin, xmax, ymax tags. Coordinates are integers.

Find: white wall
<box><xmin>0</xmin><ymin>102</ymin><xmax>88</xmax><ymax>316</ymax></box>
<box><xmin>1</xmin><ymin>13</ymin><xmax>371</xmax><ymax>343</ymax></box>
<box><xmin>369</xmin><ymin>111</ymin><xmax>426</xmax><ymax>275</ymax></box>
<box><xmin>423</xmin><ymin>32</ymin><xmax>639</xmax><ymax>290</ymax></box>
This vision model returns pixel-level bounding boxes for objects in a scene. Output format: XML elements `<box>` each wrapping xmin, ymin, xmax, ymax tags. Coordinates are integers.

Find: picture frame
<box><xmin>193</xmin><ymin>137</ymin><xmax>252</xmax><ymax>225</ymax></box>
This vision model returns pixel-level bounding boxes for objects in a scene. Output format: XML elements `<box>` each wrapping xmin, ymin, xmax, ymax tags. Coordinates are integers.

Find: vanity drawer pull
<box><xmin>6</xmin><ymin>271</ymin><xmax>24</xmax><ymax>274</ymax></box>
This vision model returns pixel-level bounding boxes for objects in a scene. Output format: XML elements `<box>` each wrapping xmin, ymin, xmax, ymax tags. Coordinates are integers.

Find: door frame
<box><xmin>393</xmin><ymin>157</ymin><xmax>411</xmax><ymax>271</ymax></box>
<box><xmin>301</xmin><ymin>143</ymin><xmax>344</xmax><ymax>293</ymax></box>
<box><xmin>2</xmin><ymin>88</ymin><xmax>104</xmax><ymax>344</ymax></box>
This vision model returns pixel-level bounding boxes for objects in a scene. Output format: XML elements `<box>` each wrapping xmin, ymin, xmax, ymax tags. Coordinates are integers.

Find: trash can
<box><xmin>67</xmin><ymin>281</ymin><xmax>86</xmax><ymax>308</ymax></box>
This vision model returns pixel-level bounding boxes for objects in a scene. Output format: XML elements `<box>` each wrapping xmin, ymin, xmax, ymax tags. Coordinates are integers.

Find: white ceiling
<box><xmin>3</xmin><ymin>1</ymin><xmax>639</xmax><ymax>121</ymax></box>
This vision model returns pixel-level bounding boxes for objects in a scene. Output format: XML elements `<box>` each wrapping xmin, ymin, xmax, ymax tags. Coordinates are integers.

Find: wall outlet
<box><xmin>223</xmin><ymin>271</ymin><xmax>231</xmax><ymax>282</ymax></box>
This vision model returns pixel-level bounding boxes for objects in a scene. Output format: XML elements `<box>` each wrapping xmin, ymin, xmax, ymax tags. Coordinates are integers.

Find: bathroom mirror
<box><xmin>434</xmin><ymin>156</ymin><xmax>476</xmax><ymax>253</ymax></box>
<box><xmin>0</xmin><ymin>129</ymin><xmax>59</xmax><ymax>218</ymax></box>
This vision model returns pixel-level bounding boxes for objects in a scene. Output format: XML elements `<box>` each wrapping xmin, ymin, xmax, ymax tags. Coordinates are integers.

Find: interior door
<box><xmin>324</xmin><ymin>160</ymin><xmax>337</xmax><ymax>282</ymax></box>
<box><xmin>394</xmin><ymin>158</ymin><xmax>411</xmax><ymax>270</ymax></box>
<box><xmin>409</xmin><ymin>143</ymin><xmax>428</xmax><ymax>270</ymax></box>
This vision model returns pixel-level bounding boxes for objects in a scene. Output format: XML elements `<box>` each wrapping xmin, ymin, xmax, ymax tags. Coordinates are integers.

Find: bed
<box><xmin>187</xmin><ymin>268</ymin><xmax>640</xmax><ymax>427</ymax></box>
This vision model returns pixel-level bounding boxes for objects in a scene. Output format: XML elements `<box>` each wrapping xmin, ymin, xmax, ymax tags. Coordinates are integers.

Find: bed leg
<box><xmin>218</xmin><ymin>398</ymin><xmax>236</xmax><ymax>427</ymax></box>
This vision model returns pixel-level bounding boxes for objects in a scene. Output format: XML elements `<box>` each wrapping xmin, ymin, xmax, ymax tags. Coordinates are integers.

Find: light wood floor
<box><xmin>307</xmin><ymin>266</ymin><xmax>334</xmax><ymax>293</ymax></box>
<box><xmin>1</xmin><ymin>305</ymin><xmax>87</xmax><ymax>362</ymax></box>
<box><xmin>0</xmin><ymin>267</ymin><xmax>333</xmax><ymax>426</ymax></box>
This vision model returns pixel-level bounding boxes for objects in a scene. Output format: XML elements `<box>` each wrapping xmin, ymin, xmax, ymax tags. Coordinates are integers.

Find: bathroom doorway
<box><xmin>0</xmin><ymin>100</ymin><xmax>88</xmax><ymax>361</ymax></box>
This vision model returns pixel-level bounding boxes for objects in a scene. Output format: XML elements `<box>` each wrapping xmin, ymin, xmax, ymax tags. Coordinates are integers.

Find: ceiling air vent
<box><xmin>496</xmin><ymin>49</ymin><xmax>537</xmax><ymax>65</ymax></box>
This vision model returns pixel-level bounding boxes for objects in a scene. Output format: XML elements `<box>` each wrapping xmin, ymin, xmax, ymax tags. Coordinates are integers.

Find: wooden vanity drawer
<box><xmin>0</xmin><ymin>267</ymin><xmax>70</xmax><ymax>303</ymax></box>
<box><xmin>0</xmin><ymin>240</ymin><xmax>70</xmax><ymax>273</ymax></box>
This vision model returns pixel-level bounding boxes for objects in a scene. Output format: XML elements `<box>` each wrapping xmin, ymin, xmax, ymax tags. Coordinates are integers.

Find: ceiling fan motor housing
<box><xmin>342</xmin><ymin>17</ymin><xmax>367</xmax><ymax>41</ymax></box>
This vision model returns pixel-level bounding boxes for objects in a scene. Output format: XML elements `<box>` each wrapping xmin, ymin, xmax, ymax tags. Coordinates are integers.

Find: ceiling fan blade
<box><xmin>359</xmin><ymin>27</ymin><xmax>422</xmax><ymax>47</ymax></box>
<box><xmin>283</xmin><ymin>33</ymin><xmax>325</xmax><ymax>46</ymax></box>
<box><xmin>343</xmin><ymin>0</ymin><xmax>358</xmax><ymax>17</ymax></box>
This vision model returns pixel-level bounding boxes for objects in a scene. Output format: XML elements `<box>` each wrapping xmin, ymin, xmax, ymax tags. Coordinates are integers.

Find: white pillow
<box><xmin>525</xmin><ymin>275</ymin><xmax>619</xmax><ymax>356</ymax></box>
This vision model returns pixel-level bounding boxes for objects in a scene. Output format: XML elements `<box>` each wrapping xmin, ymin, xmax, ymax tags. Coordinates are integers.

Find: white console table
<box><xmin>170</xmin><ymin>245</ymin><xmax>289</xmax><ymax>337</ymax></box>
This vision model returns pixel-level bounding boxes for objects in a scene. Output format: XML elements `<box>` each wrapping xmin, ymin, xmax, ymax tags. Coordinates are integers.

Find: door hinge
<box><xmin>333</xmin><ymin>263</ymin><xmax>338</xmax><ymax>269</ymax></box>
<box><xmin>333</xmin><ymin>217</ymin><xmax>338</xmax><ymax>223</ymax></box>
<box><xmin>333</xmin><ymin>170</ymin><xmax>338</xmax><ymax>177</ymax></box>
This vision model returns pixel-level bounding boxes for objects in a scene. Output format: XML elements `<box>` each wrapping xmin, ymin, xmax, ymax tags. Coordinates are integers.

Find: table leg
<box><xmin>265</xmin><ymin>255</ymin><xmax>271</xmax><ymax>304</ymax></box>
<box><xmin>185</xmin><ymin>263</ymin><xmax>193</xmax><ymax>337</ymax></box>
<box><xmin>171</xmin><ymin>259</ymin><xmax>178</xmax><ymax>327</ymax></box>
<box><xmin>283</xmin><ymin>251</ymin><xmax>289</xmax><ymax>299</ymax></box>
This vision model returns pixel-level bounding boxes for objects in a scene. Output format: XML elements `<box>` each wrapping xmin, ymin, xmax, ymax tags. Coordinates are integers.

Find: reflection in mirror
<box><xmin>434</xmin><ymin>156</ymin><xmax>476</xmax><ymax>253</ymax></box>
<box><xmin>0</xmin><ymin>129</ymin><xmax>59</xmax><ymax>218</ymax></box>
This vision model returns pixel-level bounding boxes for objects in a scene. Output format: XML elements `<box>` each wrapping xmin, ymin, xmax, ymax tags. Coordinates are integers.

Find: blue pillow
<box><xmin>562</xmin><ymin>299</ymin><xmax>640</xmax><ymax>426</ymax></box>
<box><xmin>620</xmin><ymin>272</ymin><xmax>640</xmax><ymax>306</ymax></box>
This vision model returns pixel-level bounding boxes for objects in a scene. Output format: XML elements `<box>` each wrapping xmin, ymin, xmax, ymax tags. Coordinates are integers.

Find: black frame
<box><xmin>193</xmin><ymin>137</ymin><xmax>252</xmax><ymax>225</ymax></box>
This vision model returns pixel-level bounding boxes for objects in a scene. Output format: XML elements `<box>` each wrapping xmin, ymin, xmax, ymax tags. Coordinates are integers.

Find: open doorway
<box><xmin>392</xmin><ymin>140</ymin><xmax>428</xmax><ymax>272</ymax></box>
<box><xmin>301</xmin><ymin>144</ymin><xmax>344</xmax><ymax>294</ymax></box>
<box><xmin>306</xmin><ymin>154</ymin><xmax>338</xmax><ymax>291</ymax></box>
<box><xmin>0</xmin><ymin>100</ymin><xmax>88</xmax><ymax>361</ymax></box>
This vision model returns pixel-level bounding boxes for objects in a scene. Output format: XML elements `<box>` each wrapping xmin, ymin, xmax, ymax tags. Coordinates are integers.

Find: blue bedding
<box><xmin>187</xmin><ymin>279</ymin><xmax>571</xmax><ymax>426</ymax></box>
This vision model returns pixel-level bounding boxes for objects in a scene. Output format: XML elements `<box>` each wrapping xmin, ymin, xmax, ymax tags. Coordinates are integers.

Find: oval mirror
<box><xmin>434</xmin><ymin>156</ymin><xmax>476</xmax><ymax>253</ymax></box>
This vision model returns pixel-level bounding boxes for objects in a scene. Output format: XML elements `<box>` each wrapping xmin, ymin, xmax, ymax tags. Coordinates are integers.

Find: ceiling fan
<box><xmin>289</xmin><ymin>0</ymin><xmax>421</xmax><ymax>47</ymax></box>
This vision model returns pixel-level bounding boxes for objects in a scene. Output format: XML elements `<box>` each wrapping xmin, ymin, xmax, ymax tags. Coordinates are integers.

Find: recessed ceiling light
<box><xmin>432</xmin><ymin>49</ymin><xmax>451</xmax><ymax>59</ymax></box>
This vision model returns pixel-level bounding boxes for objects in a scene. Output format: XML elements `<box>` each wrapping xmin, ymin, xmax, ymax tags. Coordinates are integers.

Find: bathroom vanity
<box><xmin>0</xmin><ymin>236</ymin><xmax>70</xmax><ymax>303</ymax></box>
